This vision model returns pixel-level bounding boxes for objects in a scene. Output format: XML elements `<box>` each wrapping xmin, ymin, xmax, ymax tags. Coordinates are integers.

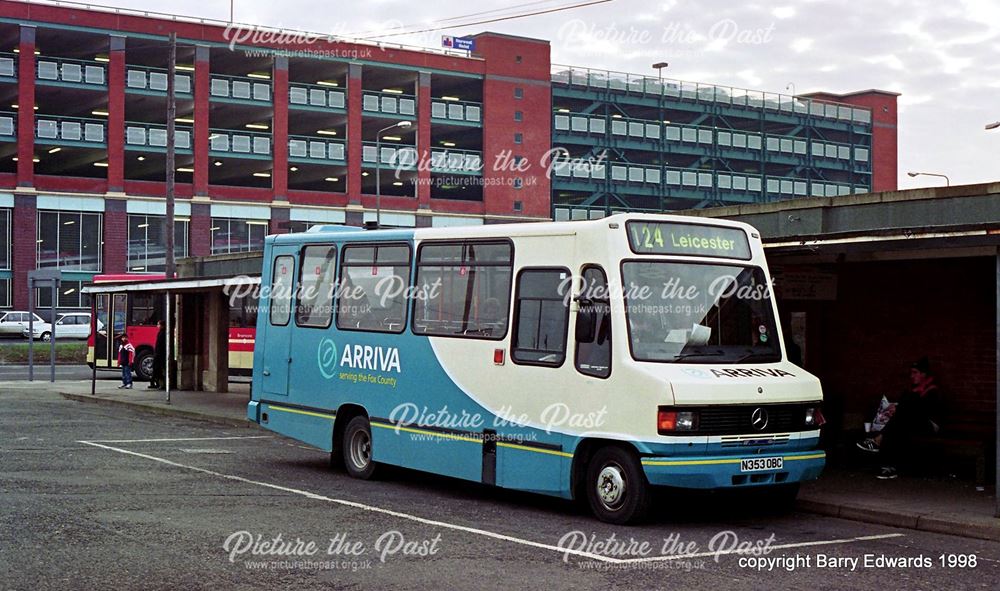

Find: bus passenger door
<box><xmin>261</xmin><ymin>250</ymin><xmax>296</xmax><ymax>396</ymax></box>
<box><xmin>94</xmin><ymin>294</ymin><xmax>112</xmax><ymax>368</ymax></box>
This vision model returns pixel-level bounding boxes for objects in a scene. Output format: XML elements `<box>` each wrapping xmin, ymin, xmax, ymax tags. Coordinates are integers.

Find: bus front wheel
<box><xmin>586</xmin><ymin>446</ymin><xmax>651</xmax><ymax>525</ymax></box>
<box><xmin>133</xmin><ymin>349</ymin><xmax>154</xmax><ymax>382</ymax></box>
<box><xmin>343</xmin><ymin>416</ymin><xmax>378</xmax><ymax>480</ymax></box>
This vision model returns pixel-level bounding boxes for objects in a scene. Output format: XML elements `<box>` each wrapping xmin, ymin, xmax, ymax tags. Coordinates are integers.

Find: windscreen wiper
<box><xmin>671</xmin><ymin>350</ymin><xmax>724</xmax><ymax>360</ymax></box>
<box><xmin>734</xmin><ymin>350</ymin><xmax>780</xmax><ymax>363</ymax></box>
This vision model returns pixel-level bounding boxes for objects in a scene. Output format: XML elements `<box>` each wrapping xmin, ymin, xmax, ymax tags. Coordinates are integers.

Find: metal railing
<box><xmin>362</xmin><ymin>91</ymin><xmax>416</xmax><ymax>117</ymax></box>
<box><xmin>125</xmin><ymin>122</ymin><xmax>192</xmax><ymax>150</ymax></box>
<box><xmin>126</xmin><ymin>65</ymin><xmax>192</xmax><ymax>94</ymax></box>
<box><xmin>431</xmin><ymin>99</ymin><xmax>482</xmax><ymax>123</ymax></box>
<box><xmin>429</xmin><ymin>148</ymin><xmax>482</xmax><ymax>173</ymax></box>
<box><xmin>551</xmin><ymin>64</ymin><xmax>872</xmax><ymax>125</ymax></box>
<box><xmin>288</xmin><ymin>135</ymin><xmax>346</xmax><ymax>162</ymax></box>
<box><xmin>210</xmin><ymin>74</ymin><xmax>271</xmax><ymax>102</ymax></box>
<box><xmin>289</xmin><ymin>83</ymin><xmax>346</xmax><ymax>110</ymax></box>
<box><xmin>555</xmin><ymin>112</ymin><xmax>870</xmax><ymax>162</ymax></box>
<box><xmin>35</xmin><ymin>114</ymin><xmax>105</xmax><ymax>144</ymax></box>
<box><xmin>551</xmin><ymin>160</ymin><xmax>865</xmax><ymax>198</ymax></box>
<box><xmin>36</xmin><ymin>56</ymin><xmax>106</xmax><ymax>86</ymax></box>
<box><xmin>208</xmin><ymin>128</ymin><xmax>271</xmax><ymax>156</ymax></box>
<box><xmin>0</xmin><ymin>112</ymin><xmax>15</xmax><ymax>137</ymax></box>
<box><xmin>361</xmin><ymin>142</ymin><xmax>417</xmax><ymax>168</ymax></box>
<box><xmin>0</xmin><ymin>53</ymin><xmax>16</xmax><ymax>79</ymax></box>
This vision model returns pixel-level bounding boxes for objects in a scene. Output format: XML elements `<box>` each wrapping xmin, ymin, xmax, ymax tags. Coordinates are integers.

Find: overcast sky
<box><xmin>92</xmin><ymin>0</ymin><xmax>1000</xmax><ymax>188</ymax></box>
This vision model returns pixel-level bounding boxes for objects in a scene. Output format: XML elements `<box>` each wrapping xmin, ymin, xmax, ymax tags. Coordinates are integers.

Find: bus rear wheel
<box><xmin>343</xmin><ymin>416</ymin><xmax>378</xmax><ymax>480</ymax></box>
<box><xmin>586</xmin><ymin>446</ymin><xmax>651</xmax><ymax>525</ymax></box>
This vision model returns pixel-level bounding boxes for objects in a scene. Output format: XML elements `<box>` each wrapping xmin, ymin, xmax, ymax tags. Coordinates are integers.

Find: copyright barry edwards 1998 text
<box><xmin>741</xmin><ymin>553</ymin><xmax>978</xmax><ymax>572</ymax></box>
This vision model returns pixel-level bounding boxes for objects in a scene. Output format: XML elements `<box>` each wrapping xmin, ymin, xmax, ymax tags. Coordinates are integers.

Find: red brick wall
<box><xmin>11</xmin><ymin>193</ymin><xmax>36</xmax><ymax>309</ymax></box>
<box><xmin>473</xmin><ymin>33</ymin><xmax>552</xmax><ymax>219</ymax></box>
<box><xmin>780</xmin><ymin>257</ymin><xmax>995</xmax><ymax>434</ymax></box>
<box><xmin>189</xmin><ymin>203</ymin><xmax>211</xmax><ymax>257</ymax></box>
<box><xmin>102</xmin><ymin>199</ymin><xmax>127</xmax><ymax>274</ymax></box>
<box><xmin>839</xmin><ymin>93</ymin><xmax>897</xmax><ymax>193</ymax></box>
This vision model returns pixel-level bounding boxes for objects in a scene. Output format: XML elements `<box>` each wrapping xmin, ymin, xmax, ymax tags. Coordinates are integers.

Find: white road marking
<box><xmin>78</xmin><ymin>439</ymin><xmax>906</xmax><ymax>565</ymax></box>
<box><xmin>87</xmin><ymin>436</ymin><xmax>274</xmax><ymax>444</ymax></box>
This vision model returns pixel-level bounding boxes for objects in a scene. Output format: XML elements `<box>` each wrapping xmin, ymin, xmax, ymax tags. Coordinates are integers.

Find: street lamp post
<box><xmin>652</xmin><ymin>61</ymin><xmax>669</xmax><ymax>82</ymax></box>
<box><xmin>907</xmin><ymin>171</ymin><xmax>951</xmax><ymax>186</ymax></box>
<box><xmin>786</xmin><ymin>82</ymin><xmax>795</xmax><ymax>97</ymax></box>
<box><xmin>374</xmin><ymin>120</ymin><xmax>413</xmax><ymax>228</ymax></box>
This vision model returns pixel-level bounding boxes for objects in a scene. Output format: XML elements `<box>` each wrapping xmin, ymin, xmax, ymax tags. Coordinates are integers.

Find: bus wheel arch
<box><xmin>332</xmin><ymin>404</ymin><xmax>368</xmax><ymax>473</ymax></box>
<box><xmin>572</xmin><ymin>439</ymin><xmax>651</xmax><ymax>525</ymax></box>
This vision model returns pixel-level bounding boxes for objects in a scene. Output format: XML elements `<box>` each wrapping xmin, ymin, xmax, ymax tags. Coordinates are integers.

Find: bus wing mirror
<box><xmin>576</xmin><ymin>306</ymin><xmax>597</xmax><ymax>343</ymax></box>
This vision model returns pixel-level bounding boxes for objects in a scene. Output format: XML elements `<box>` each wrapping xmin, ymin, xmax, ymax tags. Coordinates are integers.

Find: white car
<box><xmin>0</xmin><ymin>311</ymin><xmax>46</xmax><ymax>338</ymax></box>
<box><xmin>22</xmin><ymin>312</ymin><xmax>97</xmax><ymax>341</ymax></box>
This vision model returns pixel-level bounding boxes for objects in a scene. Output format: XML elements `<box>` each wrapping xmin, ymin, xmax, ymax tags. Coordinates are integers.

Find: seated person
<box><xmin>856</xmin><ymin>357</ymin><xmax>944</xmax><ymax>480</ymax></box>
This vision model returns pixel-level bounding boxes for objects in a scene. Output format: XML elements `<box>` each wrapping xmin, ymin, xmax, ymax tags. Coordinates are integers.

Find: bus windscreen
<box><xmin>626</xmin><ymin>221</ymin><xmax>751</xmax><ymax>259</ymax></box>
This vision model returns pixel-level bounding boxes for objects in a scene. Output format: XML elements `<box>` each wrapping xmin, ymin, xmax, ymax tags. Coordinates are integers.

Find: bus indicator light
<box><xmin>494</xmin><ymin>349</ymin><xmax>505</xmax><ymax>365</ymax></box>
<box><xmin>657</xmin><ymin>409</ymin><xmax>677</xmax><ymax>433</ymax></box>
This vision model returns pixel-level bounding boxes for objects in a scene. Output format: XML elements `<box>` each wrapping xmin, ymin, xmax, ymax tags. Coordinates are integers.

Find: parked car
<box><xmin>22</xmin><ymin>312</ymin><xmax>98</xmax><ymax>341</ymax></box>
<box><xmin>0</xmin><ymin>311</ymin><xmax>46</xmax><ymax>338</ymax></box>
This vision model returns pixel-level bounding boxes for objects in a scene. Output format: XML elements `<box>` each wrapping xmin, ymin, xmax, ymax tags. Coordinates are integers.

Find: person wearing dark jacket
<box><xmin>148</xmin><ymin>320</ymin><xmax>166</xmax><ymax>390</ymax></box>
<box><xmin>856</xmin><ymin>357</ymin><xmax>944</xmax><ymax>479</ymax></box>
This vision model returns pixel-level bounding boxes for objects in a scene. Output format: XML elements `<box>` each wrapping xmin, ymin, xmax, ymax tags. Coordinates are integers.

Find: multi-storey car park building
<box><xmin>0</xmin><ymin>0</ymin><xmax>897</xmax><ymax>312</ymax></box>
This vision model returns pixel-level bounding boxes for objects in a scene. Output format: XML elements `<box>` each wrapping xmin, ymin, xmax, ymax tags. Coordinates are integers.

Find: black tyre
<box><xmin>342</xmin><ymin>416</ymin><xmax>378</xmax><ymax>480</ymax></box>
<box><xmin>40</xmin><ymin>332</ymin><xmax>51</xmax><ymax>342</ymax></box>
<box><xmin>586</xmin><ymin>446</ymin><xmax>651</xmax><ymax>525</ymax></box>
<box><xmin>133</xmin><ymin>349</ymin><xmax>154</xmax><ymax>382</ymax></box>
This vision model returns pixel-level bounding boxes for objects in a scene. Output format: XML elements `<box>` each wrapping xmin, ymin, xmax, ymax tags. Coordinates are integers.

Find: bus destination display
<box><xmin>626</xmin><ymin>221</ymin><xmax>752</xmax><ymax>259</ymax></box>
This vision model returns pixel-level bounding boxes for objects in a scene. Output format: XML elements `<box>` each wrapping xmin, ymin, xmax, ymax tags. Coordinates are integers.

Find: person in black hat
<box><xmin>856</xmin><ymin>357</ymin><xmax>944</xmax><ymax>479</ymax></box>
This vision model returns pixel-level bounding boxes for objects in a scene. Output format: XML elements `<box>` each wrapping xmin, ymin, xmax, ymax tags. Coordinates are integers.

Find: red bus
<box><xmin>86</xmin><ymin>274</ymin><xmax>257</xmax><ymax>381</ymax></box>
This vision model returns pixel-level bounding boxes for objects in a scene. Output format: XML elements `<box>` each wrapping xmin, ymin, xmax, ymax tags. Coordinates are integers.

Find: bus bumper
<box><xmin>640</xmin><ymin>450</ymin><xmax>825</xmax><ymax>489</ymax></box>
<box><xmin>247</xmin><ymin>400</ymin><xmax>260</xmax><ymax>424</ymax></box>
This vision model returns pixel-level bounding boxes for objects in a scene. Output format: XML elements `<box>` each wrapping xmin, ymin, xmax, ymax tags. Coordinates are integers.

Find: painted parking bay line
<box><xmin>78</xmin><ymin>439</ymin><xmax>905</xmax><ymax>565</ymax></box>
<box><xmin>87</xmin><ymin>436</ymin><xmax>275</xmax><ymax>444</ymax></box>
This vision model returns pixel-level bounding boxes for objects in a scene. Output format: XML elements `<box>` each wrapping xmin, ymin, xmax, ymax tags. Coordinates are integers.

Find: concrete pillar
<box><xmin>272</xmin><ymin>56</ymin><xmax>289</xmax><ymax>201</ymax></box>
<box><xmin>193</xmin><ymin>46</ymin><xmax>211</xmax><ymax>196</ymax></box>
<box><xmin>11</xmin><ymin>192</ymin><xmax>36</xmax><ymax>309</ymax></box>
<box><xmin>347</xmin><ymin>63</ymin><xmax>363</xmax><ymax>204</ymax></box>
<box><xmin>201</xmin><ymin>290</ymin><xmax>229</xmax><ymax>393</ymax></box>
<box><xmin>102</xmin><ymin>198</ymin><xmax>127</xmax><ymax>274</ymax></box>
<box><xmin>177</xmin><ymin>292</ymin><xmax>201</xmax><ymax>391</ymax></box>
<box><xmin>416</xmin><ymin>71</ymin><xmax>432</xmax><ymax>208</ymax></box>
<box><xmin>106</xmin><ymin>35</ymin><xmax>127</xmax><ymax>193</ymax></box>
<box><xmin>16</xmin><ymin>25</ymin><xmax>36</xmax><ymax>188</ymax></box>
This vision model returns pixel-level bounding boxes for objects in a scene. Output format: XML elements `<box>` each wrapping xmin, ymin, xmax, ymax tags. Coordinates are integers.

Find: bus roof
<box><xmin>268</xmin><ymin>213</ymin><xmax>759</xmax><ymax>245</ymax></box>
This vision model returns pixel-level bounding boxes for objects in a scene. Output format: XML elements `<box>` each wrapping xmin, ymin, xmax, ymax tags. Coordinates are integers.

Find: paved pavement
<box><xmin>0</xmin><ymin>364</ymin><xmax>100</xmax><ymax>381</ymax></box>
<box><xmin>4</xmin><ymin>384</ymin><xmax>999</xmax><ymax>589</ymax></box>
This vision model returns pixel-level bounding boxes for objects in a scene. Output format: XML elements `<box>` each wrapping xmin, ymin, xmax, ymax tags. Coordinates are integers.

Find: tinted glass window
<box><xmin>576</xmin><ymin>266</ymin><xmax>612</xmax><ymax>378</ymax></box>
<box><xmin>512</xmin><ymin>269</ymin><xmax>570</xmax><ymax>366</ymax></box>
<box><xmin>296</xmin><ymin>244</ymin><xmax>337</xmax><ymax>328</ymax></box>
<box><xmin>269</xmin><ymin>255</ymin><xmax>294</xmax><ymax>326</ymax></box>
<box><xmin>336</xmin><ymin>244</ymin><xmax>411</xmax><ymax>333</ymax></box>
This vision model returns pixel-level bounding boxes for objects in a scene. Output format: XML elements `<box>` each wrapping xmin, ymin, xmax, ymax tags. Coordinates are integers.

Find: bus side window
<box><xmin>336</xmin><ymin>244</ymin><xmax>410</xmax><ymax>333</ymax></box>
<box><xmin>575</xmin><ymin>266</ymin><xmax>611</xmax><ymax>378</ymax></box>
<box><xmin>511</xmin><ymin>268</ymin><xmax>570</xmax><ymax>367</ymax></box>
<box><xmin>295</xmin><ymin>244</ymin><xmax>337</xmax><ymax>328</ymax></box>
<box><xmin>270</xmin><ymin>255</ymin><xmax>295</xmax><ymax>326</ymax></box>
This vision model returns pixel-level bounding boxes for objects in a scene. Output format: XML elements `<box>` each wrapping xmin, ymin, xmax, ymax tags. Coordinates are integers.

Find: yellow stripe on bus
<box><xmin>267</xmin><ymin>405</ymin><xmax>337</xmax><ymax>421</ymax></box>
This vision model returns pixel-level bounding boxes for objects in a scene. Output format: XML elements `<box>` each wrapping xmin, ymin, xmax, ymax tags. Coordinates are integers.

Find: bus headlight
<box><xmin>657</xmin><ymin>407</ymin><xmax>699</xmax><ymax>434</ymax></box>
<box><xmin>804</xmin><ymin>407</ymin><xmax>825</xmax><ymax>428</ymax></box>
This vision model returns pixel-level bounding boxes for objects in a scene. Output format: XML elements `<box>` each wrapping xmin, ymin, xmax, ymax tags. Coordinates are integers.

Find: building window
<box><xmin>285</xmin><ymin>221</ymin><xmax>313</xmax><ymax>234</ymax></box>
<box><xmin>35</xmin><ymin>279</ymin><xmax>91</xmax><ymax>310</ymax></box>
<box><xmin>513</xmin><ymin>201</ymin><xmax>523</xmax><ymax>212</ymax></box>
<box><xmin>127</xmin><ymin>214</ymin><xmax>189</xmax><ymax>272</ymax></box>
<box><xmin>412</xmin><ymin>241</ymin><xmax>513</xmax><ymax>339</ymax></box>
<box><xmin>515</xmin><ymin>55</ymin><xmax>522</xmax><ymax>63</ymax></box>
<box><xmin>514</xmin><ymin>111</ymin><xmax>523</xmax><ymax>122</ymax></box>
<box><xmin>211</xmin><ymin>218</ymin><xmax>268</xmax><ymax>254</ymax></box>
<box><xmin>0</xmin><ymin>208</ymin><xmax>9</xmax><ymax>271</ymax></box>
<box><xmin>36</xmin><ymin>211</ymin><xmax>103</xmax><ymax>271</ymax></box>
<box><xmin>514</xmin><ymin>87</ymin><xmax>523</xmax><ymax>99</ymax></box>
<box><xmin>513</xmin><ymin>178</ymin><xmax>523</xmax><ymax>189</ymax></box>
<box><xmin>512</xmin><ymin>268</ymin><xmax>570</xmax><ymax>366</ymax></box>
<box><xmin>514</xmin><ymin>133</ymin><xmax>523</xmax><ymax>144</ymax></box>
<box><xmin>0</xmin><ymin>278</ymin><xmax>9</xmax><ymax>308</ymax></box>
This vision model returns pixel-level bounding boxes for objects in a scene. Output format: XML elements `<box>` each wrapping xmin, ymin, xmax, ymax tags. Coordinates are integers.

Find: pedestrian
<box><xmin>856</xmin><ymin>357</ymin><xmax>944</xmax><ymax>479</ymax></box>
<box><xmin>148</xmin><ymin>320</ymin><xmax>166</xmax><ymax>390</ymax></box>
<box><xmin>117</xmin><ymin>334</ymin><xmax>135</xmax><ymax>390</ymax></box>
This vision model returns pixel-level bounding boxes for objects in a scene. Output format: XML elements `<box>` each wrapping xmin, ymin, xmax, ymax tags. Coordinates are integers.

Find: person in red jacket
<box><xmin>117</xmin><ymin>334</ymin><xmax>135</xmax><ymax>390</ymax></box>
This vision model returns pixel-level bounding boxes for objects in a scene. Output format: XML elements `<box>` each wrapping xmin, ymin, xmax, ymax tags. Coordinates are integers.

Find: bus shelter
<box><xmin>689</xmin><ymin>182</ymin><xmax>1000</xmax><ymax>516</ymax></box>
<box><xmin>81</xmin><ymin>275</ymin><xmax>260</xmax><ymax>396</ymax></box>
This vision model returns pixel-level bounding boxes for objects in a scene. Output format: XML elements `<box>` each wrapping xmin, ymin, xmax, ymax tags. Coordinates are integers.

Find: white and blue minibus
<box><xmin>248</xmin><ymin>214</ymin><xmax>825</xmax><ymax>524</ymax></box>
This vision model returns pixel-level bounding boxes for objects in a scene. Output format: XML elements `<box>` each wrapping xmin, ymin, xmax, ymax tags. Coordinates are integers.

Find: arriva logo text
<box><xmin>340</xmin><ymin>344</ymin><xmax>402</xmax><ymax>373</ymax></box>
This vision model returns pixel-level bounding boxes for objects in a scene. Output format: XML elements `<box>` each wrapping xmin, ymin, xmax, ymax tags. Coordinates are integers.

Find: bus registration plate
<box><xmin>740</xmin><ymin>457</ymin><xmax>783</xmax><ymax>472</ymax></box>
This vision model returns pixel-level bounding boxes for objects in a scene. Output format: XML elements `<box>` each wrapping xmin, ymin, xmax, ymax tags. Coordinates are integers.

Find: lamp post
<box><xmin>652</xmin><ymin>61</ymin><xmax>669</xmax><ymax>82</ymax></box>
<box><xmin>786</xmin><ymin>82</ymin><xmax>795</xmax><ymax>97</ymax></box>
<box><xmin>375</xmin><ymin>120</ymin><xmax>413</xmax><ymax>228</ymax></box>
<box><xmin>907</xmin><ymin>171</ymin><xmax>950</xmax><ymax>186</ymax></box>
